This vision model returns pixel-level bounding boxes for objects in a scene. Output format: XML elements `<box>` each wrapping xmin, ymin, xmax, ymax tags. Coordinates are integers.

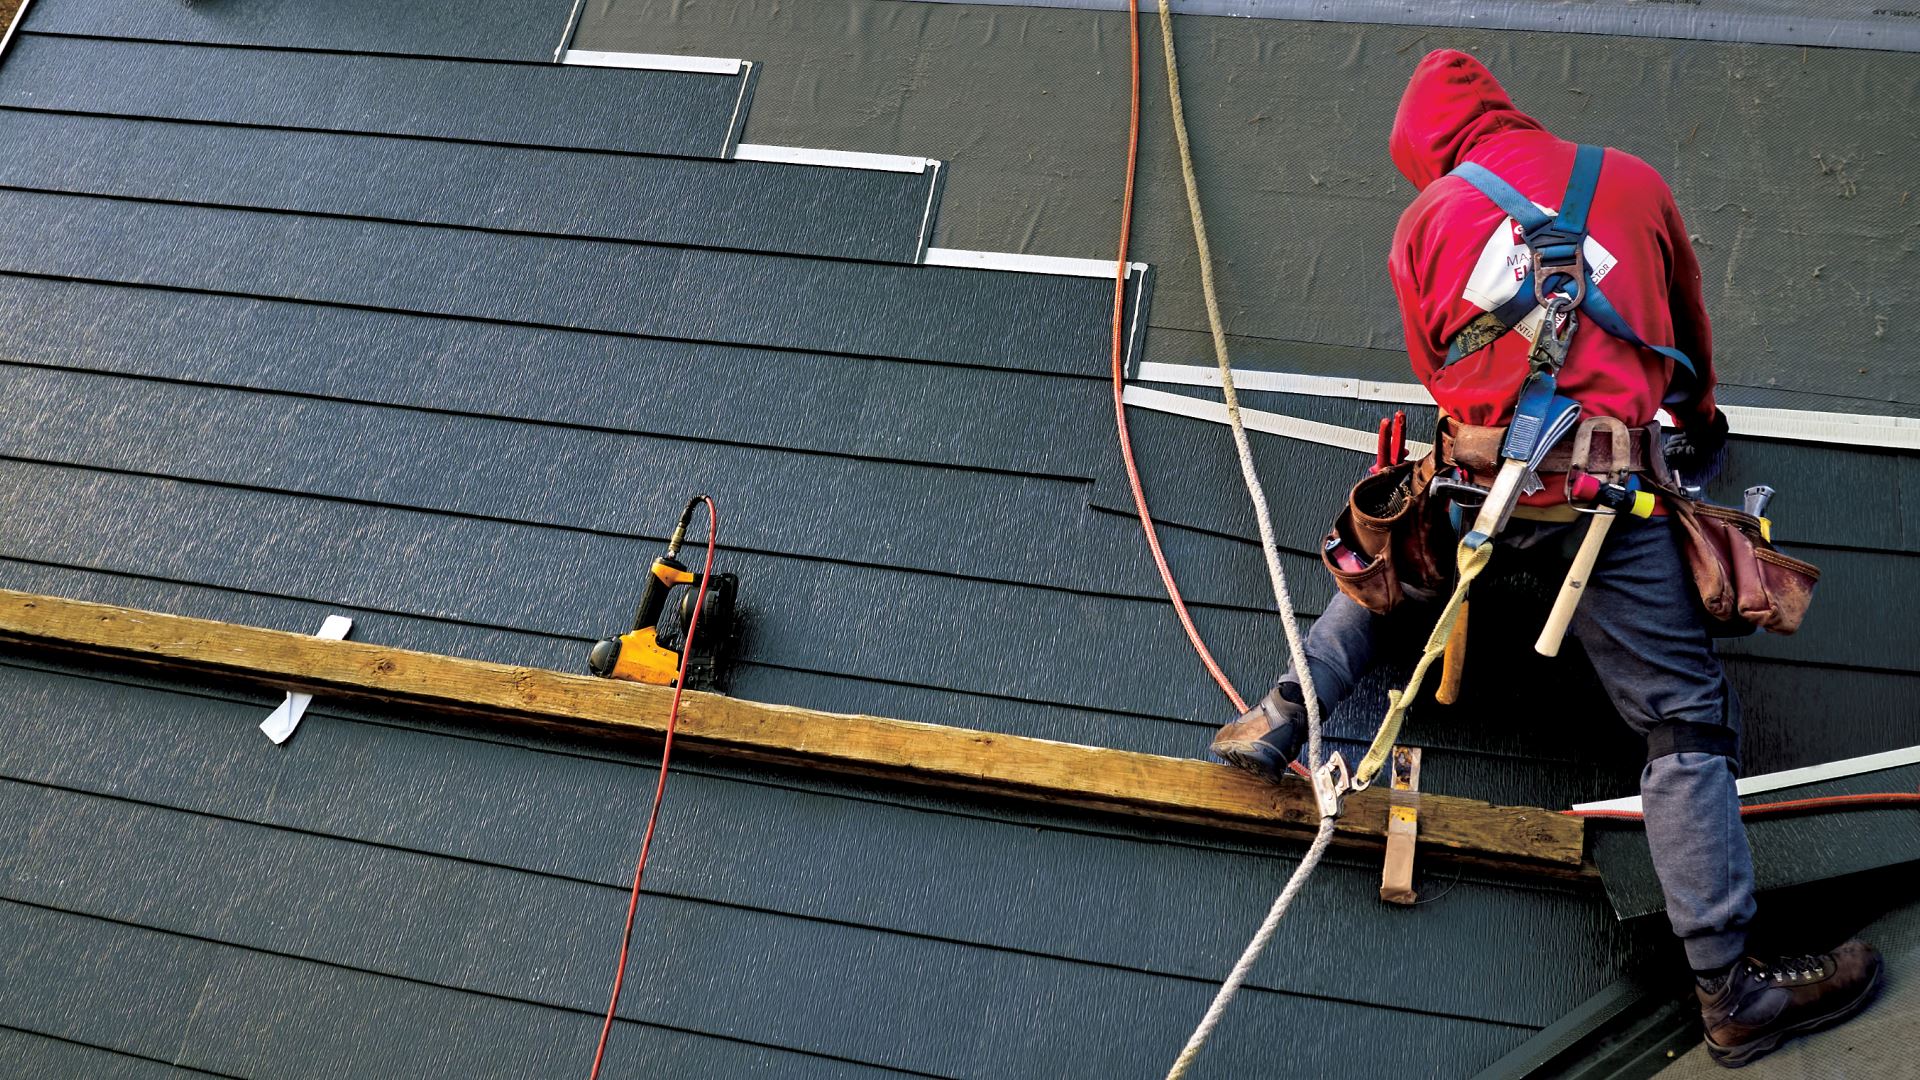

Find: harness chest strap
<box><xmin>1443</xmin><ymin>144</ymin><xmax>1705</xmax><ymax>411</ymax></box>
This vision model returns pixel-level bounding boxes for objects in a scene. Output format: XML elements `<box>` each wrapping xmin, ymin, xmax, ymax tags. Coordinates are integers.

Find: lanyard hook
<box><xmin>1530</xmin><ymin>296</ymin><xmax>1579</xmax><ymax>373</ymax></box>
<box><xmin>1311</xmin><ymin>752</ymin><xmax>1352</xmax><ymax>819</ymax></box>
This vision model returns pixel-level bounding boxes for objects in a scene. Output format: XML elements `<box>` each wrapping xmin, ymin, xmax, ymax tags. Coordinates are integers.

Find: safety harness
<box><xmin>1443</xmin><ymin>143</ymin><xmax>1703</xmax><ymax>408</ymax></box>
<box><xmin>1350</xmin><ymin>145</ymin><xmax>1707</xmax><ymax>792</ymax></box>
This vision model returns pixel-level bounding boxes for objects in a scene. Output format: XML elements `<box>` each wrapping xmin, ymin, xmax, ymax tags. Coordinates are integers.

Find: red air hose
<box><xmin>1107</xmin><ymin>0</ymin><xmax>1311</xmax><ymax>777</ymax></box>
<box><xmin>587</xmin><ymin>495</ymin><xmax>718</xmax><ymax>1080</ymax></box>
<box><xmin>1107</xmin><ymin>0</ymin><xmax>1244</xmax><ymax>719</ymax></box>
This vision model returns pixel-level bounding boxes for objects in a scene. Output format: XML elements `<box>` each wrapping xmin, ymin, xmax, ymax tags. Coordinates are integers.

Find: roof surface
<box><xmin>0</xmin><ymin>0</ymin><xmax>1913</xmax><ymax>1075</ymax></box>
<box><xmin>1654</xmin><ymin>886</ymin><xmax>1920</xmax><ymax>1078</ymax></box>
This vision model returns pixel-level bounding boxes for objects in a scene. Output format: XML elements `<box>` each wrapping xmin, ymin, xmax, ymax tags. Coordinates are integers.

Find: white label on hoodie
<box><xmin>1462</xmin><ymin>205</ymin><xmax>1615</xmax><ymax>343</ymax></box>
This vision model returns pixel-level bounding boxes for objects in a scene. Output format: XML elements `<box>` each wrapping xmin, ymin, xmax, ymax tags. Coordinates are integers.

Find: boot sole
<box><xmin>1705</xmin><ymin>957</ymin><xmax>1886</xmax><ymax>1069</ymax></box>
<box><xmin>1211</xmin><ymin>740</ymin><xmax>1287</xmax><ymax>783</ymax></box>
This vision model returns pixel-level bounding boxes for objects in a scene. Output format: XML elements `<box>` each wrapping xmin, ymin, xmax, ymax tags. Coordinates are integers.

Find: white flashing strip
<box><xmin>259</xmin><ymin>615</ymin><xmax>354</xmax><ymax>745</ymax></box>
<box><xmin>923</xmin><ymin>247</ymin><xmax>1144</xmax><ymax>280</ymax></box>
<box><xmin>1721</xmin><ymin>404</ymin><xmax>1920</xmax><ymax>451</ymax></box>
<box><xmin>1571</xmin><ymin>745</ymin><xmax>1920</xmax><ymax>813</ymax></box>
<box><xmin>1135</xmin><ymin>362</ymin><xmax>1435</xmax><ymax>406</ymax></box>
<box><xmin>562</xmin><ymin>50</ymin><xmax>744</xmax><ymax>76</ymax></box>
<box><xmin>0</xmin><ymin>0</ymin><xmax>35</xmax><ymax>67</ymax></box>
<box><xmin>733</xmin><ymin>143</ymin><xmax>931</xmax><ymax>175</ymax></box>
<box><xmin>1138</xmin><ymin>362</ymin><xmax>1920</xmax><ymax>451</ymax></box>
<box><xmin>915</xmin><ymin>161</ymin><xmax>943</xmax><ymax>262</ymax></box>
<box><xmin>1123</xmin><ymin>385</ymin><xmax>1434</xmax><ymax>457</ymax></box>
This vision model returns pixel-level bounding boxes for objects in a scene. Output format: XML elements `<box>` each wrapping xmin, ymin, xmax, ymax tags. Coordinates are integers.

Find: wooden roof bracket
<box><xmin>1380</xmin><ymin>746</ymin><xmax>1423</xmax><ymax>904</ymax></box>
<box><xmin>0</xmin><ymin>588</ymin><xmax>1589</xmax><ymax>878</ymax></box>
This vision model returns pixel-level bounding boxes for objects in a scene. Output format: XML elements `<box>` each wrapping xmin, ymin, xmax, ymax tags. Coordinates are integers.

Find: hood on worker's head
<box><xmin>1390</xmin><ymin>49</ymin><xmax>1546</xmax><ymax>190</ymax></box>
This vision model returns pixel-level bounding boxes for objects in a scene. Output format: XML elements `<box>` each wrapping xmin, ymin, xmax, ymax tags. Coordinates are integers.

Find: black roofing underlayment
<box><xmin>584</xmin><ymin>0</ymin><xmax>1920</xmax><ymax>415</ymax></box>
<box><xmin>0</xmin><ymin>656</ymin><xmax>1636</xmax><ymax>1078</ymax></box>
<box><xmin>906</xmin><ymin>0</ymin><xmax>1920</xmax><ymax>53</ymax></box>
<box><xmin>0</xmin><ymin>0</ymin><xmax>1915</xmax><ymax>1075</ymax></box>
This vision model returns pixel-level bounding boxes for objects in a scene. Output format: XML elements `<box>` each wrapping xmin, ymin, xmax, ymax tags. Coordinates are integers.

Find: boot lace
<box><xmin>1753</xmin><ymin>952</ymin><xmax>1831</xmax><ymax>985</ymax></box>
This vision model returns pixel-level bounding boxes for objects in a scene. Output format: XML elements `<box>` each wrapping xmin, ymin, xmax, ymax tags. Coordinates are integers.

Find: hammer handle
<box><xmin>1435</xmin><ymin>601</ymin><xmax>1469</xmax><ymax>705</ymax></box>
<box><xmin>1535</xmin><ymin>511</ymin><xmax>1615</xmax><ymax>657</ymax></box>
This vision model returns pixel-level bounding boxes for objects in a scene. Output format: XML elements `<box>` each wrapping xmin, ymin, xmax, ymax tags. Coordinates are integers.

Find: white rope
<box><xmin>1152</xmin><ymin>2</ymin><xmax>1338</xmax><ymax>1076</ymax></box>
<box><xmin>1150</xmin><ymin>0</ymin><xmax>1323</xmax><ymax>757</ymax></box>
<box><xmin>1165</xmin><ymin>818</ymin><xmax>1338</xmax><ymax>1079</ymax></box>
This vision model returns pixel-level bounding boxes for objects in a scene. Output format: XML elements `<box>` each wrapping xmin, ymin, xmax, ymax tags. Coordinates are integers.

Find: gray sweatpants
<box><xmin>1284</xmin><ymin>516</ymin><xmax>1757</xmax><ymax>970</ymax></box>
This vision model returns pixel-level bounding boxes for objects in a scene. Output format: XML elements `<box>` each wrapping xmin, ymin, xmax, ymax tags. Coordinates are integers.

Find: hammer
<box><xmin>1745</xmin><ymin>484</ymin><xmax>1776</xmax><ymax>541</ymax></box>
<box><xmin>1535</xmin><ymin>475</ymin><xmax>1657</xmax><ymax>657</ymax></box>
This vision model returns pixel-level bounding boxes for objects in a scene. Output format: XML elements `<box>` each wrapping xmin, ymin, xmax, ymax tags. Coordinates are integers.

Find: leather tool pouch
<box><xmin>1666</xmin><ymin>496</ymin><xmax>1819</xmax><ymax>637</ymax></box>
<box><xmin>1322</xmin><ymin>450</ymin><xmax>1448</xmax><ymax>615</ymax></box>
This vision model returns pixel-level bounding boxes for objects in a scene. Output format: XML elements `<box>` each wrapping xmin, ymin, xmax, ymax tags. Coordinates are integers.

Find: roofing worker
<box><xmin>1209</xmin><ymin>50</ymin><xmax>1881</xmax><ymax>1068</ymax></box>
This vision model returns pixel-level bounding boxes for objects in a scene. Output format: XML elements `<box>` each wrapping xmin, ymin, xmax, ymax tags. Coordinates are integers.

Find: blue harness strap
<box><xmin>1441</xmin><ymin>145</ymin><xmax>1701</xmax><ymax>406</ymax></box>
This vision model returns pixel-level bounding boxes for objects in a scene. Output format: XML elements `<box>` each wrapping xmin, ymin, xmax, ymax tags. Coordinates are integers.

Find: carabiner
<box><xmin>1530</xmin><ymin>301</ymin><xmax>1578</xmax><ymax>373</ymax></box>
<box><xmin>1311</xmin><ymin>753</ymin><xmax>1352</xmax><ymax>819</ymax></box>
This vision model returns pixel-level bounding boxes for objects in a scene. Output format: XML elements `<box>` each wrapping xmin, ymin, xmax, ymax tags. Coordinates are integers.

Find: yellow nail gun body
<box><xmin>588</xmin><ymin>499</ymin><xmax>738</xmax><ymax>689</ymax></box>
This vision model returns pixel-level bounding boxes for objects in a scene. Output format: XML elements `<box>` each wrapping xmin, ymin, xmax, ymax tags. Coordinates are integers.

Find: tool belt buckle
<box><xmin>1569</xmin><ymin>415</ymin><xmax>1633</xmax><ymax>489</ymax></box>
<box><xmin>1311</xmin><ymin>752</ymin><xmax>1351</xmax><ymax>820</ymax></box>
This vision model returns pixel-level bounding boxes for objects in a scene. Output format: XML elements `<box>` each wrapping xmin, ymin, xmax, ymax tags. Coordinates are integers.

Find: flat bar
<box><xmin>562</xmin><ymin>49</ymin><xmax>743</xmax><ymax>75</ymax></box>
<box><xmin>1134</xmin><ymin>363</ymin><xmax>1436</xmax><ymax>406</ymax></box>
<box><xmin>0</xmin><ymin>588</ymin><xmax>1584</xmax><ymax>869</ymax></box>
<box><xmin>1135</xmin><ymin>361</ymin><xmax>1361</xmax><ymax>399</ymax></box>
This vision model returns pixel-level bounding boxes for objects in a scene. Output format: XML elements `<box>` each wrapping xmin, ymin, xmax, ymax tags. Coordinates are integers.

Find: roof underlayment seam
<box><xmin>900</xmin><ymin>0</ymin><xmax>1920</xmax><ymax>54</ymax></box>
<box><xmin>2</xmin><ymin>898</ymin><xmax>960</xmax><ymax>1078</ymax></box>
<box><xmin>1</xmin><ymin>653</ymin><xmax>1576</xmax><ymax>887</ymax></box>
<box><xmin>11</xmin><ymin>779</ymin><xmax>1558</xmax><ymax>1028</ymax></box>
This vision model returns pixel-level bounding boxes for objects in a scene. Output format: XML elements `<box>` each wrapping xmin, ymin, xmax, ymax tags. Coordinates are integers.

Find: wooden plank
<box><xmin>0</xmin><ymin>588</ymin><xmax>1585</xmax><ymax>869</ymax></box>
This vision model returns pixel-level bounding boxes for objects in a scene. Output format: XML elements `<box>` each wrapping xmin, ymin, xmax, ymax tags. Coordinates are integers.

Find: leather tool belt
<box><xmin>1323</xmin><ymin>413</ymin><xmax>1818</xmax><ymax>636</ymax></box>
<box><xmin>1661</xmin><ymin>487</ymin><xmax>1818</xmax><ymax>637</ymax></box>
<box><xmin>1320</xmin><ymin>419</ymin><xmax>1449</xmax><ymax>616</ymax></box>
<box><xmin>1438</xmin><ymin>416</ymin><xmax>1667</xmax><ymax>485</ymax></box>
<box><xmin>1438</xmin><ymin>413</ymin><xmax>1817</xmax><ymax>635</ymax></box>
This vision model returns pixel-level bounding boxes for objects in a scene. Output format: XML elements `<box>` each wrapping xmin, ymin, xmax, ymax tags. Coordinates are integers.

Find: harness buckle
<box><xmin>1528</xmin><ymin>226</ymin><xmax>1588</xmax><ymax>310</ymax></box>
<box><xmin>1311</xmin><ymin>752</ymin><xmax>1351</xmax><ymax>819</ymax></box>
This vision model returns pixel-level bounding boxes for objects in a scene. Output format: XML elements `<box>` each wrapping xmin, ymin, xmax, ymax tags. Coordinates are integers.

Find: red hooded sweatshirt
<box><xmin>1388</xmin><ymin>50</ymin><xmax>1719</xmax><ymax>471</ymax></box>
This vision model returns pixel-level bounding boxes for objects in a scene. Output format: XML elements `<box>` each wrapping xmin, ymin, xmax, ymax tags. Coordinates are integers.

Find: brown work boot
<box><xmin>1696</xmin><ymin>940</ymin><xmax>1884</xmax><ymax>1068</ymax></box>
<box><xmin>1210</xmin><ymin>682</ymin><xmax>1308</xmax><ymax>781</ymax></box>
